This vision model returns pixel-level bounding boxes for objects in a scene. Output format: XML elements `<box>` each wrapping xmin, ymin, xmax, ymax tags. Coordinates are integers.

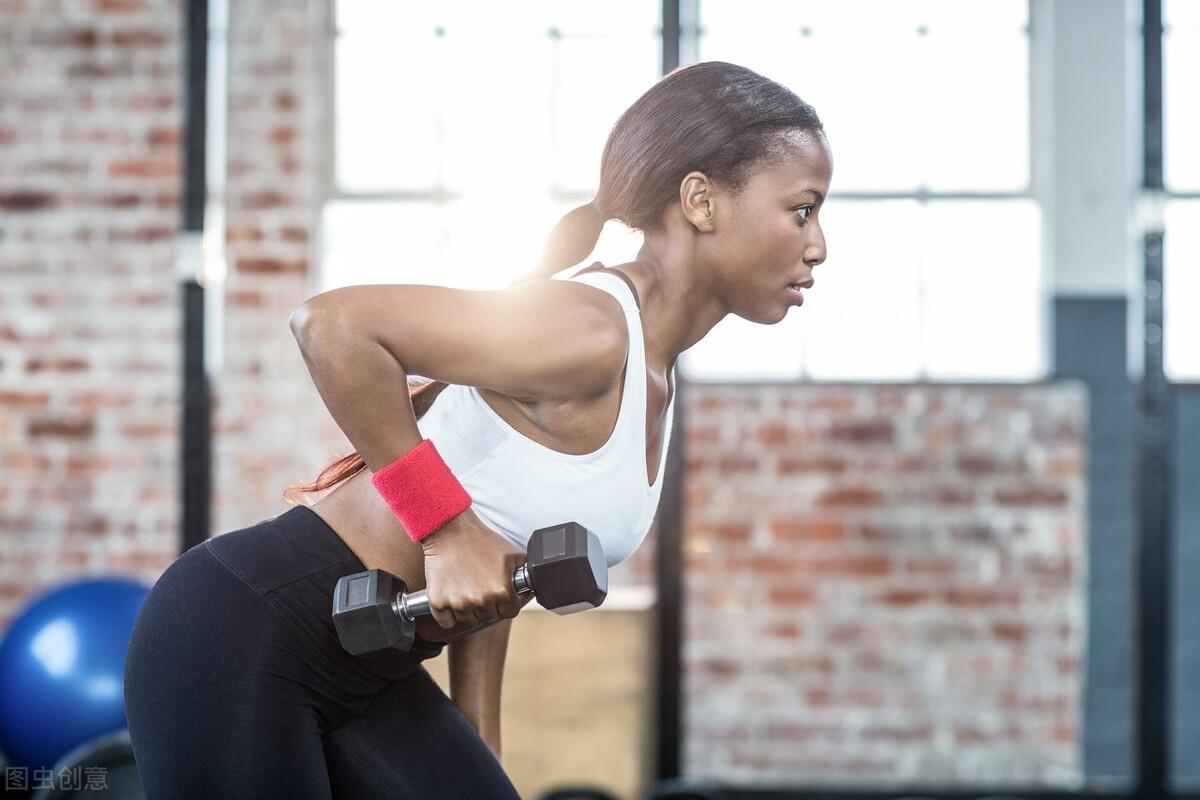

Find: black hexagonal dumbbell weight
<box><xmin>332</xmin><ymin>521</ymin><xmax>608</xmax><ymax>656</ymax></box>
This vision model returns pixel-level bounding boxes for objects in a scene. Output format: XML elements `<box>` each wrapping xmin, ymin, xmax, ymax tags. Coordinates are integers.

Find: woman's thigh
<box><xmin>322</xmin><ymin>667</ymin><xmax>521</xmax><ymax>800</ymax></box>
<box><xmin>124</xmin><ymin>540</ymin><xmax>334</xmax><ymax>800</ymax></box>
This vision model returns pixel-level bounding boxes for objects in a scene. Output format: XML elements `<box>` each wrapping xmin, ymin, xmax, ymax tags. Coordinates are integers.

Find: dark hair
<box><xmin>284</xmin><ymin>60</ymin><xmax>823</xmax><ymax>504</ymax></box>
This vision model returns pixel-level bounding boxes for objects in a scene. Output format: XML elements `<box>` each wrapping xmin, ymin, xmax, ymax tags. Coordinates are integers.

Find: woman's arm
<box><xmin>448</xmin><ymin>617</ymin><xmax>514</xmax><ymax>759</ymax></box>
<box><xmin>289</xmin><ymin>282</ymin><xmax>627</xmax><ymax>629</ymax></box>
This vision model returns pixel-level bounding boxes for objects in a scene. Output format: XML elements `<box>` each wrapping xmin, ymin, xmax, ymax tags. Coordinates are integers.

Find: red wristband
<box><xmin>369</xmin><ymin>439</ymin><xmax>472</xmax><ymax>544</ymax></box>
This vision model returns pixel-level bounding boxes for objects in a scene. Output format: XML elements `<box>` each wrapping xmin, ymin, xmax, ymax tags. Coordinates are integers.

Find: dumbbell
<box><xmin>332</xmin><ymin>521</ymin><xmax>607</xmax><ymax>655</ymax></box>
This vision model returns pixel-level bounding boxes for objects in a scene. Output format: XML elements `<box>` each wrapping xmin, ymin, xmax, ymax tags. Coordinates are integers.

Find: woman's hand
<box><xmin>420</xmin><ymin>508</ymin><xmax>528</xmax><ymax>630</ymax></box>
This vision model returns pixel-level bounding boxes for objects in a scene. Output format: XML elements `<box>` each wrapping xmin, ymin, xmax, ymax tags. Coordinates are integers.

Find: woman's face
<box><xmin>705</xmin><ymin>131</ymin><xmax>833</xmax><ymax>324</ymax></box>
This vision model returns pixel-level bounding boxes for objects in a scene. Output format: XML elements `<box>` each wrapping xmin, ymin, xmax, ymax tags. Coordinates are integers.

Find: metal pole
<box><xmin>180</xmin><ymin>0</ymin><xmax>211</xmax><ymax>554</ymax></box>
<box><xmin>1135</xmin><ymin>0</ymin><xmax>1171</xmax><ymax>798</ymax></box>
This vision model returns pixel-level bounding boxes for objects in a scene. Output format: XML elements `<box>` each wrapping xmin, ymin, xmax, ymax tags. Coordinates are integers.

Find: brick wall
<box><xmin>681</xmin><ymin>383</ymin><xmax>1088</xmax><ymax>786</ymax></box>
<box><xmin>212</xmin><ymin>0</ymin><xmax>338</xmax><ymax>534</ymax></box>
<box><xmin>0</xmin><ymin>0</ymin><xmax>185</xmax><ymax>606</ymax></box>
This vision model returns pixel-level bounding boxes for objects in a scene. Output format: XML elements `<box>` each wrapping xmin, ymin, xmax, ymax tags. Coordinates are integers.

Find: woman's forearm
<box><xmin>448</xmin><ymin>617</ymin><xmax>512</xmax><ymax>749</ymax></box>
<box><xmin>289</xmin><ymin>302</ymin><xmax>423</xmax><ymax>471</ymax></box>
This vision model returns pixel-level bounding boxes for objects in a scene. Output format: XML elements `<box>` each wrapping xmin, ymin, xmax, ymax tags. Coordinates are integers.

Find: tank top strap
<box><xmin>569</xmin><ymin>262</ymin><xmax>642</xmax><ymax>312</ymax></box>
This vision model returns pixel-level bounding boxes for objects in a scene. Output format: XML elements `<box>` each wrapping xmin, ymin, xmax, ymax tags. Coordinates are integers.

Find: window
<box><xmin>1164</xmin><ymin>0</ymin><xmax>1200</xmax><ymax>381</ymax></box>
<box><xmin>686</xmin><ymin>0</ymin><xmax>1041</xmax><ymax>382</ymax></box>
<box><xmin>324</xmin><ymin>1</ymin><xmax>660</xmax><ymax>292</ymax></box>
<box><xmin>325</xmin><ymin>1</ymin><xmax>1041</xmax><ymax>383</ymax></box>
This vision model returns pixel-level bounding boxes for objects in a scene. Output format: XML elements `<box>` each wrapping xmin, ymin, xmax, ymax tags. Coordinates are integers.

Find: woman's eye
<box><xmin>794</xmin><ymin>206</ymin><xmax>813</xmax><ymax>224</ymax></box>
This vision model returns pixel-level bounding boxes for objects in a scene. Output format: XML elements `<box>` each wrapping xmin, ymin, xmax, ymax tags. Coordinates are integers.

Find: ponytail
<box><xmin>510</xmin><ymin>199</ymin><xmax>607</xmax><ymax>286</ymax></box>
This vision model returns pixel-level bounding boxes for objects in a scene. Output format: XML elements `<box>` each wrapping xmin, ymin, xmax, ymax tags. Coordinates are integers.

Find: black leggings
<box><xmin>124</xmin><ymin>505</ymin><xmax>522</xmax><ymax>800</ymax></box>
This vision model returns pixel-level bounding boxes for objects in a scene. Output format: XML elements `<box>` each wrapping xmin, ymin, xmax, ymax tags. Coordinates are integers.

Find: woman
<box><xmin>124</xmin><ymin>60</ymin><xmax>832</xmax><ymax>799</ymax></box>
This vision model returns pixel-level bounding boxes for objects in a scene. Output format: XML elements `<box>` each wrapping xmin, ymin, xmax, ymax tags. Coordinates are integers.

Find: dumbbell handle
<box><xmin>392</xmin><ymin>563</ymin><xmax>532</xmax><ymax>621</ymax></box>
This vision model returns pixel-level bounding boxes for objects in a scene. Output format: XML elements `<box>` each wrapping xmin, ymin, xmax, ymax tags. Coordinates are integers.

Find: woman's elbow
<box><xmin>289</xmin><ymin>296</ymin><xmax>337</xmax><ymax>344</ymax></box>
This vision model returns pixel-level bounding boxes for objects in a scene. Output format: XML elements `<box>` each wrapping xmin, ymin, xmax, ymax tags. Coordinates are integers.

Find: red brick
<box><xmin>0</xmin><ymin>191</ymin><xmax>57</xmax><ymax>211</ymax></box>
<box><xmin>5</xmin><ymin>452</ymin><xmax>53</xmax><ymax>470</ymax></box>
<box><xmin>858</xmin><ymin>523</ymin><xmax>934</xmax><ymax>546</ymax></box>
<box><xmin>68</xmin><ymin>61</ymin><xmax>133</xmax><ymax>80</ymax></box>
<box><xmin>825</xmin><ymin>622</ymin><xmax>866</xmax><ymax>643</ymax></box>
<box><xmin>0</xmin><ymin>390</ymin><xmax>50</xmax><ymax>408</ymax></box>
<box><xmin>792</xmin><ymin>392</ymin><xmax>857</xmax><ymax>413</ymax></box>
<box><xmin>1050</xmin><ymin>723</ymin><xmax>1077</xmax><ymax>744</ymax></box>
<box><xmin>954</xmin><ymin>723</ymin><xmax>1022</xmax><ymax>744</ymax></box>
<box><xmin>861</xmin><ymin>724</ymin><xmax>933</xmax><ymax>743</ymax></box>
<box><xmin>715</xmin><ymin>455</ymin><xmax>758</xmax><ymax>475</ymax></box>
<box><xmin>26</xmin><ymin>357</ymin><xmax>89</xmax><ymax>373</ymax></box>
<box><xmin>729</xmin><ymin>555</ymin><xmax>806</xmax><ymax>575</ymax></box>
<box><xmin>112</xmin><ymin>28</ymin><xmax>171</xmax><ymax>47</ymax></box>
<box><xmin>119</xmin><ymin>421</ymin><xmax>173</xmax><ymax>438</ymax></box>
<box><xmin>949</xmin><ymin>522</ymin><xmax>1001</xmax><ymax>545</ymax></box>
<box><xmin>273</xmin><ymin>91</ymin><xmax>298</xmax><ymax>111</ymax></box>
<box><xmin>65</xmin><ymin>452</ymin><xmax>133</xmax><ymax>471</ymax></box>
<box><xmin>814</xmin><ymin>486</ymin><xmax>886</xmax><ymax>508</ymax></box>
<box><xmin>994</xmin><ymin>484</ymin><xmax>1070</xmax><ymax>507</ymax></box>
<box><xmin>991</xmin><ymin>621</ymin><xmax>1029</xmax><ymax>643</ymax></box>
<box><xmin>696</xmin><ymin>658</ymin><xmax>740</xmax><ymax>678</ymax></box>
<box><xmin>109</xmin><ymin>157</ymin><xmax>179</xmax><ymax>179</ymax></box>
<box><xmin>228</xmin><ymin>290</ymin><xmax>266</xmax><ymax>308</ymax></box>
<box><xmin>147</xmin><ymin>126</ymin><xmax>179</xmax><ymax>147</ymax></box>
<box><xmin>1058</xmin><ymin>654</ymin><xmax>1081</xmax><ymax>675</ymax></box>
<box><xmin>906</xmin><ymin>484</ymin><xmax>976</xmax><ymax>506</ymax></box>
<box><xmin>756</xmin><ymin>422</ymin><xmax>814</xmax><ymax>447</ymax></box>
<box><xmin>29</xmin><ymin>417</ymin><xmax>95</xmax><ymax>439</ymax></box>
<box><xmin>109</xmin><ymin>357</ymin><xmax>170</xmax><ymax>374</ymax></box>
<box><xmin>829</xmin><ymin>419</ymin><xmax>895</xmax><ymax>445</ymax></box>
<box><xmin>683</xmin><ymin>485</ymin><xmax>711</xmax><ymax>506</ymax></box>
<box><xmin>692</xmin><ymin>393</ymin><xmax>761</xmax><ymax>414</ymax></box>
<box><xmin>685</xmin><ymin>425</ymin><xmax>720</xmax><ymax>445</ymax></box>
<box><xmin>67</xmin><ymin>514</ymin><xmax>110</xmax><ymax>536</ymax></box>
<box><xmin>764</xmin><ymin>722</ymin><xmax>842</xmax><ymax>742</ymax></box>
<box><xmin>1000</xmin><ymin>688</ymin><xmax>1071</xmax><ymax>713</ymax></box>
<box><xmin>236</xmin><ymin>257</ymin><xmax>307</xmax><ymax>275</ymax></box>
<box><xmin>117</xmin><ymin>93</ymin><xmax>176</xmax><ymax>112</ymax></box>
<box><xmin>776</xmin><ymin>455</ymin><xmax>848</xmax><ymax>475</ymax></box>
<box><xmin>1020</xmin><ymin>554</ymin><xmax>1074</xmax><ymax>582</ymax></box>
<box><xmin>877</xmin><ymin>588</ymin><xmax>932</xmax><ymax>607</ymax></box>
<box><xmin>240</xmin><ymin>190</ymin><xmax>290</xmax><ymax>209</ymax></box>
<box><xmin>108</xmin><ymin>225</ymin><xmax>174</xmax><ymax>243</ymax></box>
<box><xmin>944</xmin><ymin>587</ymin><xmax>1020</xmax><ymax>608</ymax></box>
<box><xmin>763</xmin><ymin>621</ymin><xmax>804</xmax><ymax>639</ymax></box>
<box><xmin>99</xmin><ymin>192</ymin><xmax>142</xmax><ymax>208</ymax></box>
<box><xmin>759</xmin><ymin>654</ymin><xmax>835</xmax><ymax>676</ymax></box>
<box><xmin>109</xmin><ymin>289</ymin><xmax>170</xmax><ymax>306</ymax></box>
<box><xmin>691</xmin><ymin>521</ymin><xmax>752</xmax><ymax>544</ymax></box>
<box><xmin>268</xmin><ymin>125</ymin><xmax>297</xmax><ymax>145</ymax></box>
<box><xmin>31</xmin><ymin>27</ymin><xmax>99</xmax><ymax>48</ymax></box>
<box><xmin>956</xmin><ymin>453</ymin><xmax>1027</xmax><ymax>475</ymax></box>
<box><xmin>226</xmin><ymin>224</ymin><xmax>263</xmax><ymax>243</ymax></box>
<box><xmin>803</xmin><ymin>555</ymin><xmax>891</xmax><ymax>577</ymax></box>
<box><xmin>280</xmin><ymin>226</ymin><xmax>309</xmax><ymax>243</ymax></box>
<box><xmin>767</xmin><ymin>587</ymin><xmax>817</xmax><ymax>606</ymax></box>
<box><xmin>770</xmin><ymin>517</ymin><xmax>846</xmax><ymax>543</ymax></box>
<box><xmin>93</xmin><ymin>0</ymin><xmax>148</xmax><ymax>10</ymax></box>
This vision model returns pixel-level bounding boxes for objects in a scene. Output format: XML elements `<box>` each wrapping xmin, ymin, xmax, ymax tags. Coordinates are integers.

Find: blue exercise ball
<box><xmin>0</xmin><ymin>576</ymin><xmax>149</xmax><ymax>770</ymax></box>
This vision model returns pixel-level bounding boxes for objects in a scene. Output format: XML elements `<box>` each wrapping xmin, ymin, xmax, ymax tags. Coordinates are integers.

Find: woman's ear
<box><xmin>679</xmin><ymin>171</ymin><xmax>716</xmax><ymax>233</ymax></box>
